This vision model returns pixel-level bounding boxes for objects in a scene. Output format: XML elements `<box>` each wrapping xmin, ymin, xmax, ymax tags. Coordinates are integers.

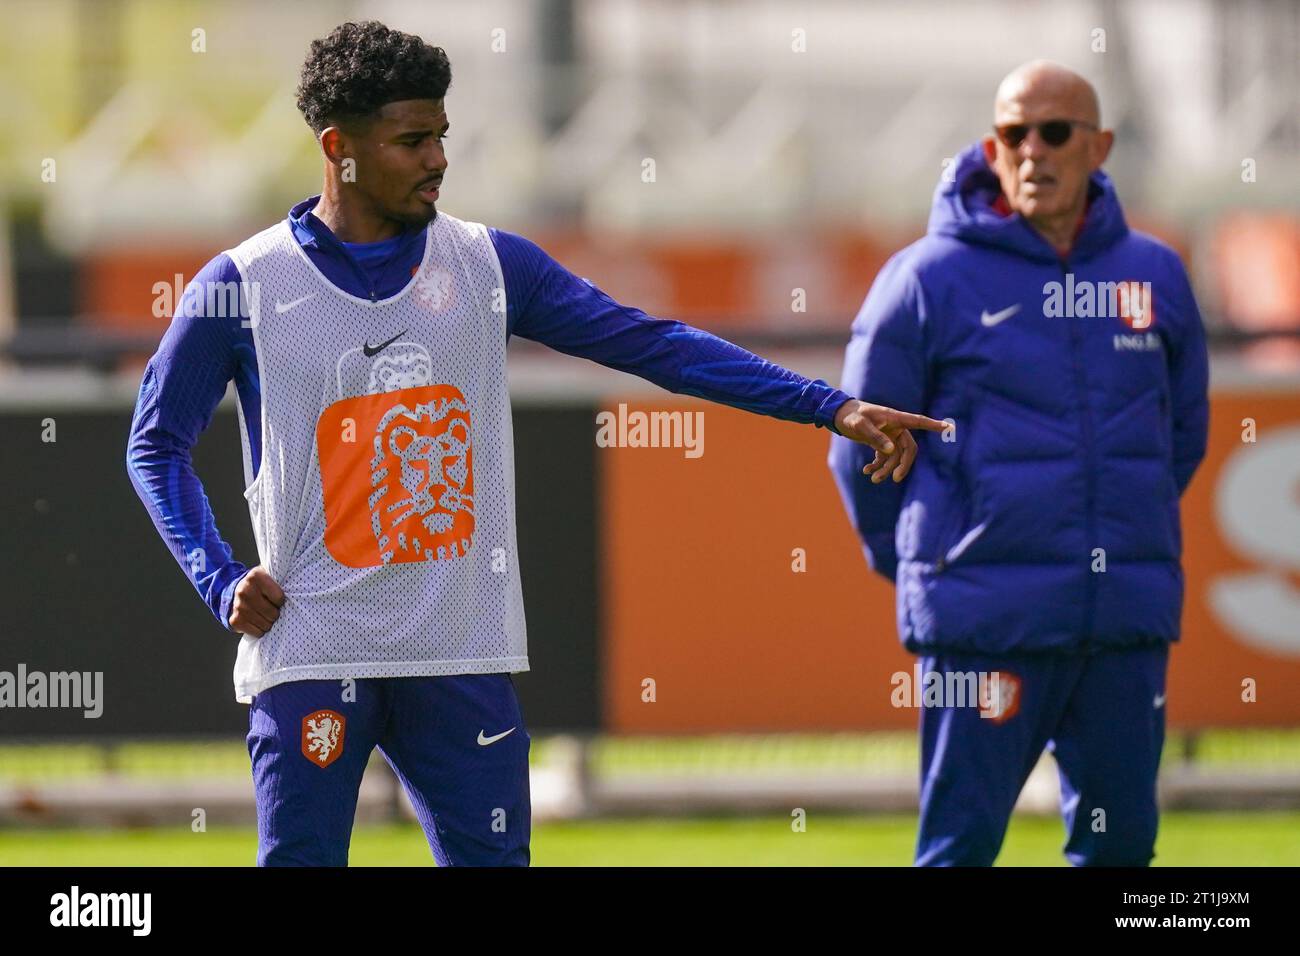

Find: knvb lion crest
<box><xmin>301</xmin><ymin>709</ymin><xmax>346</xmax><ymax>768</ymax></box>
<box><xmin>413</xmin><ymin>266</ymin><xmax>455</xmax><ymax>312</ymax></box>
<box><xmin>1116</xmin><ymin>280</ymin><xmax>1156</xmax><ymax>331</ymax></box>
<box><xmin>978</xmin><ymin>671</ymin><xmax>1022</xmax><ymax>725</ymax></box>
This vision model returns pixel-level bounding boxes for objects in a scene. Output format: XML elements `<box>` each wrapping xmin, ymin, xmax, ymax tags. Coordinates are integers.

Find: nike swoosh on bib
<box><xmin>363</xmin><ymin>329</ymin><xmax>408</xmax><ymax>357</ymax></box>
<box><xmin>980</xmin><ymin>304</ymin><xmax>1021</xmax><ymax>327</ymax></box>
<box><xmin>477</xmin><ymin>727</ymin><xmax>516</xmax><ymax>746</ymax></box>
<box><xmin>274</xmin><ymin>293</ymin><xmax>316</xmax><ymax>314</ymax></box>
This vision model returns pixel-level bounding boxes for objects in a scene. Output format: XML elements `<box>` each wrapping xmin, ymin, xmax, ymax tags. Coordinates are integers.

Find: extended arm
<box><xmin>492</xmin><ymin>229</ymin><xmax>943</xmax><ymax>469</ymax></box>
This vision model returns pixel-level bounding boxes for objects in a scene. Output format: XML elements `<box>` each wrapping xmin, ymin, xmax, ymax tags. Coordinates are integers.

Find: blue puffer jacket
<box><xmin>829</xmin><ymin>142</ymin><xmax>1210</xmax><ymax>654</ymax></box>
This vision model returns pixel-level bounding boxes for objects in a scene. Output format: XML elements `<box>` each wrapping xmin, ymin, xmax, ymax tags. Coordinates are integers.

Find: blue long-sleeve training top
<box><xmin>127</xmin><ymin>196</ymin><xmax>855</xmax><ymax>630</ymax></box>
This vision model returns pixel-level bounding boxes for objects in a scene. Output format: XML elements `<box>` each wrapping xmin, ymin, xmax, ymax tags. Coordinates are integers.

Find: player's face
<box><xmin>983</xmin><ymin>86</ymin><xmax>1108</xmax><ymax>225</ymax></box>
<box><xmin>350</xmin><ymin>99</ymin><xmax>449</xmax><ymax>226</ymax></box>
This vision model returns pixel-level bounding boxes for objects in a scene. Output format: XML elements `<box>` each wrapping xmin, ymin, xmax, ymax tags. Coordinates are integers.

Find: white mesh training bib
<box><xmin>224</xmin><ymin>211</ymin><xmax>528</xmax><ymax>703</ymax></box>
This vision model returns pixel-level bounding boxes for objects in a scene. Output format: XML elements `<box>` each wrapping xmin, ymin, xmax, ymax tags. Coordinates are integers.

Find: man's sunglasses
<box><xmin>993</xmin><ymin>119</ymin><xmax>1098</xmax><ymax>148</ymax></box>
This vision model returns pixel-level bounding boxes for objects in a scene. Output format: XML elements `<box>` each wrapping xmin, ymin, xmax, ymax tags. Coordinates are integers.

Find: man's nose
<box><xmin>424</xmin><ymin>141</ymin><xmax>447</xmax><ymax>172</ymax></box>
<box><xmin>1019</xmin><ymin>128</ymin><xmax>1051</xmax><ymax>160</ymax></box>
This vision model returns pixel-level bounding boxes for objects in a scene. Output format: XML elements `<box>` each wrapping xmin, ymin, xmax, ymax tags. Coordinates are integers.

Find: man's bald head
<box><xmin>982</xmin><ymin>60</ymin><xmax>1113</xmax><ymax>254</ymax></box>
<box><xmin>994</xmin><ymin>60</ymin><xmax>1101</xmax><ymax>127</ymax></box>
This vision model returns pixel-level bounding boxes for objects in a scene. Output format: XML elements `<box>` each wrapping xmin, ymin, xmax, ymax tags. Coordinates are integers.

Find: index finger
<box><xmin>879</xmin><ymin>410</ymin><xmax>948</xmax><ymax>433</ymax></box>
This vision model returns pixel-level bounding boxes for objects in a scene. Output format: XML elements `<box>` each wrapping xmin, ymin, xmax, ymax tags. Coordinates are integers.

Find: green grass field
<box><xmin>5</xmin><ymin>729</ymin><xmax>1300</xmax><ymax>782</ymax></box>
<box><xmin>3</xmin><ymin>733</ymin><xmax>1297</xmax><ymax>865</ymax></box>
<box><xmin>1</xmin><ymin>812</ymin><xmax>1297</xmax><ymax>866</ymax></box>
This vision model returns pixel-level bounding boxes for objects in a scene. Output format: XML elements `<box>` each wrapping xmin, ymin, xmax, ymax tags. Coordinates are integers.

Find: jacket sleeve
<box><xmin>125</xmin><ymin>253</ymin><xmax>251</xmax><ymax>630</ymax></box>
<box><xmin>1163</xmin><ymin>252</ymin><xmax>1210</xmax><ymax>495</ymax></box>
<box><xmin>828</xmin><ymin>257</ymin><xmax>931</xmax><ymax>581</ymax></box>
<box><xmin>490</xmin><ymin>228</ymin><xmax>853</xmax><ymax>430</ymax></box>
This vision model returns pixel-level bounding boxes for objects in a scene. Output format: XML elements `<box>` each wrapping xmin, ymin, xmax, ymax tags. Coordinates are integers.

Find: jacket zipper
<box><xmin>1063</xmin><ymin>258</ymin><xmax>1099</xmax><ymax>651</ymax></box>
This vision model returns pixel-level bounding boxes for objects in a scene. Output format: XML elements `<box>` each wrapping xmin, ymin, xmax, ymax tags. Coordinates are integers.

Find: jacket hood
<box><xmin>927</xmin><ymin>142</ymin><xmax>1129</xmax><ymax>263</ymax></box>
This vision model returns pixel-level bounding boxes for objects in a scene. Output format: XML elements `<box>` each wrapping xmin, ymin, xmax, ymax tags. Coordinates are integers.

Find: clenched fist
<box><xmin>227</xmin><ymin>566</ymin><xmax>285</xmax><ymax>638</ymax></box>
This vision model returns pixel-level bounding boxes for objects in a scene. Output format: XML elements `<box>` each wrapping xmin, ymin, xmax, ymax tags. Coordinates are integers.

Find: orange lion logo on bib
<box><xmin>317</xmin><ymin>383</ymin><xmax>474</xmax><ymax>567</ymax></box>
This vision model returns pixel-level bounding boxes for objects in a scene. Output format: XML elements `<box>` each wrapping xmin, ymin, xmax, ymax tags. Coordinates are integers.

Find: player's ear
<box><xmin>319</xmin><ymin>126</ymin><xmax>350</xmax><ymax>166</ymax></box>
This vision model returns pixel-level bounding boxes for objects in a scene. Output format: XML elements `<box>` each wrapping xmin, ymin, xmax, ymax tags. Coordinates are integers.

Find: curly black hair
<box><xmin>296</xmin><ymin>21</ymin><xmax>452</xmax><ymax>133</ymax></box>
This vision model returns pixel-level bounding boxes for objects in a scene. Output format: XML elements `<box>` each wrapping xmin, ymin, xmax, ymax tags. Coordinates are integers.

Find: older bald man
<box><xmin>829</xmin><ymin>62</ymin><xmax>1209</xmax><ymax>866</ymax></box>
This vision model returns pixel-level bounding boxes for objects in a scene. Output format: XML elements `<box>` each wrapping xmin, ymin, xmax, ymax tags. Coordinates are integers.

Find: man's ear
<box><xmin>1092</xmin><ymin>129</ymin><xmax>1114</xmax><ymax>169</ymax></box>
<box><xmin>981</xmin><ymin>136</ymin><xmax>999</xmax><ymax>168</ymax></box>
<box><xmin>319</xmin><ymin>127</ymin><xmax>349</xmax><ymax>166</ymax></box>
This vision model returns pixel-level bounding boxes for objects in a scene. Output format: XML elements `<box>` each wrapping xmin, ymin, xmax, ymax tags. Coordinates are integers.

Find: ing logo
<box><xmin>317</xmin><ymin>383</ymin><xmax>475</xmax><ymax>567</ymax></box>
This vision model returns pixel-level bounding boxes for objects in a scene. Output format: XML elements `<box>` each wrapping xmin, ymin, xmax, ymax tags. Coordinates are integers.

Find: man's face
<box><xmin>335</xmin><ymin>99</ymin><xmax>449</xmax><ymax>226</ymax></box>
<box><xmin>982</xmin><ymin>83</ymin><xmax>1110</xmax><ymax>223</ymax></box>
